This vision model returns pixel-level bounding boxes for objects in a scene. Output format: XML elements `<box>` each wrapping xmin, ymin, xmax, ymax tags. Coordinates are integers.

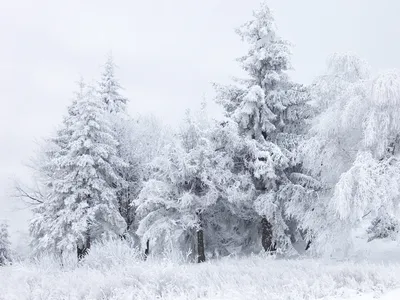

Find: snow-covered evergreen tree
<box><xmin>28</xmin><ymin>79</ymin><xmax>88</xmax><ymax>253</ymax></box>
<box><xmin>215</xmin><ymin>2</ymin><xmax>314</xmax><ymax>253</ymax></box>
<box><xmin>30</xmin><ymin>82</ymin><xmax>127</xmax><ymax>257</ymax></box>
<box><xmin>0</xmin><ymin>221</ymin><xmax>12</xmax><ymax>266</ymax></box>
<box><xmin>98</xmin><ymin>53</ymin><xmax>128</xmax><ymax>114</ymax></box>
<box><xmin>97</xmin><ymin>53</ymin><xmax>141</xmax><ymax>241</ymax></box>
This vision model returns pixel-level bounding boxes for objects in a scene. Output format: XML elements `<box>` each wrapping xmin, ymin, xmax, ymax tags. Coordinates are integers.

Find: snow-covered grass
<box><xmin>2</xmin><ymin>240</ymin><xmax>400</xmax><ymax>300</ymax></box>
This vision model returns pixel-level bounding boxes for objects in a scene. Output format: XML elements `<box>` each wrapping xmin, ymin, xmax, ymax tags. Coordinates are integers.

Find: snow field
<box><xmin>1</xmin><ymin>240</ymin><xmax>400</xmax><ymax>300</ymax></box>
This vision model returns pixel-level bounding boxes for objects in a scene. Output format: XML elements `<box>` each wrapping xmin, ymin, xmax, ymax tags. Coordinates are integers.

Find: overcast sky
<box><xmin>1</xmin><ymin>0</ymin><xmax>400</xmax><ymax>245</ymax></box>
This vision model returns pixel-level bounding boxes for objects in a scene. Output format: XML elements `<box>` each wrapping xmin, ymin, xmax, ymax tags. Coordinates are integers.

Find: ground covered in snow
<box><xmin>2</xmin><ymin>240</ymin><xmax>400</xmax><ymax>300</ymax></box>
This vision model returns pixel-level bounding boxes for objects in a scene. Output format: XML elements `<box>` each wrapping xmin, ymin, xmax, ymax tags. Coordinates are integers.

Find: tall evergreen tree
<box><xmin>29</xmin><ymin>79</ymin><xmax>87</xmax><ymax>254</ymax></box>
<box><xmin>97</xmin><ymin>54</ymin><xmax>138</xmax><ymax>239</ymax></box>
<box><xmin>215</xmin><ymin>2</ymin><xmax>314</xmax><ymax>253</ymax></box>
<box><xmin>30</xmin><ymin>83</ymin><xmax>127</xmax><ymax>258</ymax></box>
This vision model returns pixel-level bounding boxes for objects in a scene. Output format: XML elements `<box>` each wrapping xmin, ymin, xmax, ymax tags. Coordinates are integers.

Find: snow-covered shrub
<box><xmin>26</xmin><ymin>251</ymin><xmax>77</xmax><ymax>271</ymax></box>
<box><xmin>80</xmin><ymin>238</ymin><xmax>141</xmax><ymax>270</ymax></box>
<box><xmin>0</xmin><ymin>222</ymin><xmax>12</xmax><ymax>266</ymax></box>
<box><xmin>2</xmin><ymin>255</ymin><xmax>400</xmax><ymax>299</ymax></box>
<box><xmin>367</xmin><ymin>215</ymin><xmax>400</xmax><ymax>242</ymax></box>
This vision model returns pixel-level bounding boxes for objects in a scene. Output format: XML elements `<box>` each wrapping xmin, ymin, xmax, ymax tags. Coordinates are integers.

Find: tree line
<box><xmin>9</xmin><ymin>2</ymin><xmax>400</xmax><ymax>263</ymax></box>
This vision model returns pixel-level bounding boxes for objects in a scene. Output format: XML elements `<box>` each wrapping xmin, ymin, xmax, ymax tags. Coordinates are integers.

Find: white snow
<box><xmin>1</xmin><ymin>240</ymin><xmax>400</xmax><ymax>300</ymax></box>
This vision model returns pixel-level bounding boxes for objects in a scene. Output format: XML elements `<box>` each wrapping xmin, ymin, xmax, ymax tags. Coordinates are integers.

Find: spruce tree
<box><xmin>97</xmin><ymin>54</ymin><xmax>138</xmax><ymax>239</ymax></box>
<box><xmin>215</xmin><ymin>2</ymin><xmax>314</xmax><ymax>253</ymax></box>
<box><xmin>30</xmin><ymin>83</ymin><xmax>127</xmax><ymax>258</ymax></box>
<box><xmin>98</xmin><ymin>53</ymin><xmax>128</xmax><ymax>114</ymax></box>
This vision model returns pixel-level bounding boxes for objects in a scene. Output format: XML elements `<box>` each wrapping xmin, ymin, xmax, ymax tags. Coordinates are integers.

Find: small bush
<box><xmin>80</xmin><ymin>238</ymin><xmax>141</xmax><ymax>270</ymax></box>
<box><xmin>367</xmin><ymin>215</ymin><xmax>399</xmax><ymax>242</ymax></box>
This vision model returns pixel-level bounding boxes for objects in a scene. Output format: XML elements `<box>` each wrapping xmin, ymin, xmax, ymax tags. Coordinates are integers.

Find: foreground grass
<box><xmin>1</xmin><ymin>242</ymin><xmax>400</xmax><ymax>300</ymax></box>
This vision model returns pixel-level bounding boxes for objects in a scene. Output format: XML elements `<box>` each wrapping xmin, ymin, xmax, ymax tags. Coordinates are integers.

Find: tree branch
<box><xmin>13</xmin><ymin>181</ymin><xmax>44</xmax><ymax>205</ymax></box>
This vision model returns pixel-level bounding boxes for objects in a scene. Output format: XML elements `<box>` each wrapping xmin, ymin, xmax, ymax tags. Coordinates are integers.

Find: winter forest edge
<box><xmin>3</xmin><ymin>1</ymin><xmax>400</xmax><ymax>298</ymax></box>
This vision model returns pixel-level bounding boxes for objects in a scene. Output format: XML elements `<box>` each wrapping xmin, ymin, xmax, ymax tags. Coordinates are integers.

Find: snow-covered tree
<box><xmin>297</xmin><ymin>53</ymin><xmax>371</xmax><ymax>254</ymax></box>
<box><xmin>135</xmin><ymin>107</ymin><xmax>221</xmax><ymax>262</ymax></box>
<box><xmin>215</xmin><ymin>2</ymin><xmax>314</xmax><ymax>253</ymax></box>
<box><xmin>15</xmin><ymin>78</ymin><xmax>87</xmax><ymax>207</ymax></box>
<box><xmin>97</xmin><ymin>53</ymin><xmax>142</xmax><ymax>241</ymax></box>
<box><xmin>113</xmin><ymin>113</ymin><xmax>172</xmax><ymax>241</ymax></box>
<box><xmin>367</xmin><ymin>213</ymin><xmax>399</xmax><ymax>242</ymax></box>
<box><xmin>309</xmin><ymin>53</ymin><xmax>370</xmax><ymax>113</ymax></box>
<box><xmin>331</xmin><ymin>71</ymin><xmax>400</xmax><ymax>252</ymax></box>
<box><xmin>98</xmin><ymin>53</ymin><xmax>128</xmax><ymax>114</ymax></box>
<box><xmin>204</xmin><ymin>118</ymin><xmax>262</xmax><ymax>256</ymax></box>
<box><xmin>0</xmin><ymin>221</ymin><xmax>12</xmax><ymax>266</ymax></box>
<box><xmin>302</xmin><ymin>53</ymin><xmax>400</xmax><ymax>255</ymax></box>
<box><xmin>134</xmin><ymin>104</ymin><xmax>258</xmax><ymax>261</ymax></box>
<box><xmin>28</xmin><ymin>78</ymin><xmax>88</xmax><ymax>253</ymax></box>
<box><xmin>30</xmin><ymin>82</ymin><xmax>127</xmax><ymax>258</ymax></box>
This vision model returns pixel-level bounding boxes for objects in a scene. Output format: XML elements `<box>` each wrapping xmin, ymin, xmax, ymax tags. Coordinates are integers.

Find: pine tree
<box><xmin>215</xmin><ymin>2</ymin><xmax>314</xmax><ymax>253</ymax></box>
<box><xmin>97</xmin><ymin>54</ymin><xmax>140</xmax><ymax>240</ymax></box>
<box><xmin>98</xmin><ymin>53</ymin><xmax>128</xmax><ymax>114</ymax></box>
<box><xmin>29</xmin><ymin>79</ymin><xmax>87</xmax><ymax>254</ymax></box>
<box><xmin>30</xmin><ymin>83</ymin><xmax>127</xmax><ymax>258</ymax></box>
<box><xmin>0</xmin><ymin>222</ymin><xmax>12</xmax><ymax>266</ymax></box>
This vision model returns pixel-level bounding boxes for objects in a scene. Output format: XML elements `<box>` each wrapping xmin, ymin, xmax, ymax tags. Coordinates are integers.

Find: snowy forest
<box><xmin>3</xmin><ymin>2</ymin><xmax>400</xmax><ymax>299</ymax></box>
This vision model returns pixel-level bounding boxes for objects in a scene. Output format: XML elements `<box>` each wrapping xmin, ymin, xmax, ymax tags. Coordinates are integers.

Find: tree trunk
<box><xmin>77</xmin><ymin>235</ymin><xmax>91</xmax><ymax>261</ymax></box>
<box><xmin>197</xmin><ymin>212</ymin><xmax>206</xmax><ymax>263</ymax></box>
<box><xmin>60</xmin><ymin>250</ymin><xmax>64</xmax><ymax>267</ymax></box>
<box><xmin>261</xmin><ymin>217</ymin><xmax>275</xmax><ymax>252</ymax></box>
<box><xmin>144</xmin><ymin>239</ymin><xmax>150</xmax><ymax>260</ymax></box>
<box><xmin>197</xmin><ymin>229</ymin><xmax>206</xmax><ymax>263</ymax></box>
<box><xmin>305</xmin><ymin>240</ymin><xmax>312</xmax><ymax>251</ymax></box>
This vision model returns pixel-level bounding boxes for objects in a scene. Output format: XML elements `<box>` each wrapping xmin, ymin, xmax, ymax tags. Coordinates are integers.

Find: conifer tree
<box><xmin>0</xmin><ymin>221</ymin><xmax>12</xmax><ymax>266</ymax></box>
<box><xmin>215</xmin><ymin>2</ymin><xmax>314</xmax><ymax>253</ymax></box>
<box><xmin>98</xmin><ymin>53</ymin><xmax>128</xmax><ymax>114</ymax></box>
<box><xmin>30</xmin><ymin>83</ymin><xmax>127</xmax><ymax>258</ymax></box>
<box><xmin>97</xmin><ymin>54</ymin><xmax>139</xmax><ymax>239</ymax></box>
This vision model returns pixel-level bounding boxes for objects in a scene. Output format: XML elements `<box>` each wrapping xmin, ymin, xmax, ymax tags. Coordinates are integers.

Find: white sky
<box><xmin>1</xmin><ymin>0</ymin><xmax>400</xmax><ymax>245</ymax></box>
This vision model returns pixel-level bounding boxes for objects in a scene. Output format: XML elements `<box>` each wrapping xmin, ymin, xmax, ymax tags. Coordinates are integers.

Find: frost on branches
<box><xmin>97</xmin><ymin>54</ymin><xmax>139</xmax><ymax>240</ymax></box>
<box><xmin>135</xmin><ymin>104</ymin><xmax>262</xmax><ymax>260</ymax></box>
<box><xmin>0</xmin><ymin>222</ymin><xmax>12</xmax><ymax>266</ymax></box>
<box><xmin>215</xmin><ymin>2</ymin><xmax>315</xmax><ymax>253</ymax></box>
<box><xmin>30</xmin><ymin>83</ymin><xmax>127</xmax><ymax>258</ymax></box>
<box><xmin>135</xmin><ymin>107</ymin><xmax>218</xmax><ymax>261</ymax></box>
<box><xmin>17</xmin><ymin>1</ymin><xmax>400</xmax><ymax>264</ymax></box>
<box><xmin>303</xmin><ymin>54</ymin><xmax>400</xmax><ymax>256</ymax></box>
